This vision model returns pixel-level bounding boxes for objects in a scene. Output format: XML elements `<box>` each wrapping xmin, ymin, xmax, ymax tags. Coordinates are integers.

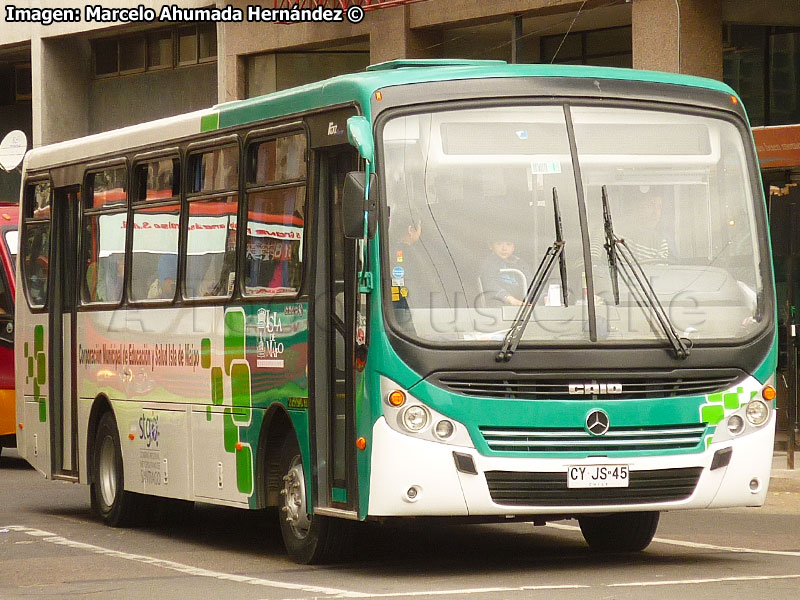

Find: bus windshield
<box><xmin>381</xmin><ymin>105</ymin><xmax>765</xmax><ymax>346</ymax></box>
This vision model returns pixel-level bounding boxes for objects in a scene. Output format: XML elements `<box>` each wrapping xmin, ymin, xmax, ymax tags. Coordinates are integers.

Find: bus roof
<box><xmin>24</xmin><ymin>60</ymin><xmax>739</xmax><ymax>173</ymax></box>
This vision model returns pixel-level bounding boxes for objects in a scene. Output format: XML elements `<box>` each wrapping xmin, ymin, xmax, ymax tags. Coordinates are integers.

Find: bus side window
<box><xmin>243</xmin><ymin>132</ymin><xmax>307</xmax><ymax>298</ymax></box>
<box><xmin>82</xmin><ymin>166</ymin><xmax>128</xmax><ymax>305</ymax></box>
<box><xmin>184</xmin><ymin>145</ymin><xmax>239</xmax><ymax>300</ymax></box>
<box><xmin>21</xmin><ymin>181</ymin><xmax>51</xmax><ymax>309</ymax></box>
<box><xmin>130</xmin><ymin>156</ymin><xmax>181</xmax><ymax>303</ymax></box>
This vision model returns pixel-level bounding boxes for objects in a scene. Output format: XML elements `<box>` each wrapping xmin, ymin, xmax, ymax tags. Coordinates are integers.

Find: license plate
<box><xmin>567</xmin><ymin>464</ymin><xmax>629</xmax><ymax>488</ymax></box>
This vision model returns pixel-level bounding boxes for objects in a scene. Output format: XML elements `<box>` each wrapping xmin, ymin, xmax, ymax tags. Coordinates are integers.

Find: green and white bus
<box><xmin>15</xmin><ymin>60</ymin><xmax>777</xmax><ymax>563</ymax></box>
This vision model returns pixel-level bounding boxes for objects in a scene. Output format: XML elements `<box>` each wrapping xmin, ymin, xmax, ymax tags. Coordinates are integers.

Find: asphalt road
<box><xmin>2</xmin><ymin>447</ymin><xmax>800</xmax><ymax>600</ymax></box>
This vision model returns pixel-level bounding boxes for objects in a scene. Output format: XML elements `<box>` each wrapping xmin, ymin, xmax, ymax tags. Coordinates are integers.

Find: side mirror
<box><xmin>347</xmin><ymin>116</ymin><xmax>374</xmax><ymax>164</ymax></box>
<box><xmin>342</xmin><ymin>171</ymin><xmax>377</xmax><ymax>240</ymax></box>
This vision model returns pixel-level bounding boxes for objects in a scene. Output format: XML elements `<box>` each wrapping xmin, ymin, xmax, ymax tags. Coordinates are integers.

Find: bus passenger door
<box><xmin>312</xmin><ymin>148</ymin><xmax>359</xmax><ymax>516</ymax></box>
<box><xmin>49</xmin><ymin>187</ymin><xmax>79</xmax><ymax>479</ymax></box>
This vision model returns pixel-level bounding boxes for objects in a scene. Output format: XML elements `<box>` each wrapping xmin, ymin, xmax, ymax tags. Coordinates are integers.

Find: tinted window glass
<box><xmin>185</xmin><ymin>196</ymin><xmax>237</xmax><ymax>299</ymax></box>
<box><xmin>189</xmin><ymin>146</ymin><xmax>238</xmax><ymax>193</ymax></box>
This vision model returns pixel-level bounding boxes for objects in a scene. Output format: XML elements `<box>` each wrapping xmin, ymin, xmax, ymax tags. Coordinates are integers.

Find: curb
<box><xmin>769</xmin><ymin>475</ymin><xmax>800</xmax><ymax>493</ymax></box>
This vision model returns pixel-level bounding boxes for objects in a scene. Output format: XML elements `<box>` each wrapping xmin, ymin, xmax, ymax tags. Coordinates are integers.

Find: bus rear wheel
<box><xmin>278</xmin><ymin>435</ymin><xmax>352</xmax><ymax>564</ymax></box>
<box><xmin>90</xmin><ymin>411</ymin><xmax>141</xmax><ymax>527</ymax></box>
<box><xmin>578</xmin><ymin>511</ymin><xmax>659</xmax><ymax>553</ymax></box>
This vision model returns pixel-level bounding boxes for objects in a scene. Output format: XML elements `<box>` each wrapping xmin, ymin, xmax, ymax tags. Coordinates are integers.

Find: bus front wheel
<box><xmin>90</xmin><ymin>411</ymin><xmax>141</xmax><ymax>527</ymax></box>
<box><xmin>278</xmin><ymin>435</ymin><xmax>352</xmax><ymax>564</ymax></box>
<box><xmin>578</xmin><ymin>511</ymin><xmax>659</xmax><ymax>552</ymax></box>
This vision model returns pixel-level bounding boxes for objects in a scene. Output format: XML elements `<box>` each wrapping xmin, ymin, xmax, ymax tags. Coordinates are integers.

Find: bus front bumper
<box><xmin>367</xmin><ymin>414</ymin><xmax>775</xmax><ymax>517</ymax></box>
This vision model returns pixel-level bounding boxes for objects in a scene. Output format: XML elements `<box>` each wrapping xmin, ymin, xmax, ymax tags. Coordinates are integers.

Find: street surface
<box><xmin>2</xmin><ymin>447</ymin><xmax>800</xmax><ymax>600</ymax></box>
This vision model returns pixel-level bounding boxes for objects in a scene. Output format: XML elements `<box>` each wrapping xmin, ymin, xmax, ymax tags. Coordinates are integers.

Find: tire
<box><xmin>578</xmin><ymin>511</ymin><xmax>660</xmax><ymax>553</ymax></box>
<box><xmin>90</xmin><ymin>411</ymin><xmax>142</xmax><ymax>527</ymax></box>
<box><xmin>278</xmin><ymin>434</ymin><xmax>353</xmax><ymax>564</ymax></box>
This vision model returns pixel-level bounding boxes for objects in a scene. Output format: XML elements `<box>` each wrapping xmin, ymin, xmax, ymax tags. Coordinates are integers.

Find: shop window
<box><xmin>148</xmin><ymin>30</ymin><xmax>173</xmax><ymax>69</ymax></box>
<box><xmin>119</xmin><ymin>36</ymin><xmax>146</xmax><ymax>73</ymax></box>
<box><xmin>541</xmin><ymin>25</ymin><xmax>632</xmax><ymax>68</ymax></box>
<box><xmin>93</xmin><ymin>25</ymin><xmax>216</xmax><ymax>78</ymax></box>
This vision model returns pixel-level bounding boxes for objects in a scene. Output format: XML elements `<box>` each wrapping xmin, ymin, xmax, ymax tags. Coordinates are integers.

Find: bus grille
<box><xmin>480</xmin><ymin>423</ymin><xmax>707</xmax><ymax>453</ymax></box>
<box><xmin>484</xmin><ymin>467</ymin><xmax>703</xmax><ymax>506</ymax></box>
<box><xmin>430</xmin><ymin>370</ymin><xmax>743</xmax><ymax>400</ymax></box>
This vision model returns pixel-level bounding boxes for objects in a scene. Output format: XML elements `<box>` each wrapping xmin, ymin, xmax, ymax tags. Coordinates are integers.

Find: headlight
<box><xmin>402</xmin><ymin>405</ymin><xmax>429</xmax><ymax>432</ymax></box>
<box><xmin>745</xmin><ymin>399</ymin><xmax>769</xmax><ymax>426</ymax></box>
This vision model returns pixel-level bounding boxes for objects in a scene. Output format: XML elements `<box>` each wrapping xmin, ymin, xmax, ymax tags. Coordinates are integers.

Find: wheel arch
<box><xmin>86</xmin><ymin>394</ymin><xmax>114</xmax><ymax>484</ymax></box>
<box><xmin>255</xmin><ymin>402</ymin><xmax>296</xmax><ymax>508</ymax></box>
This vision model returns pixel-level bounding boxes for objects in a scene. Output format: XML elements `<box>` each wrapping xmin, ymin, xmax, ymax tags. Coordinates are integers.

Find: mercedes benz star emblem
<box><xmin>585</xmin><ymin>409</ymin><xmax>610</xmax><ymax>436</ymax></box>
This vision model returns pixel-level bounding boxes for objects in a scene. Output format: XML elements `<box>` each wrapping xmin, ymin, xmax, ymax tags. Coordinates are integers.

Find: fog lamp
<box><xmin>745</xmin><ymin>399</ymin><xmax>769</xmax><ymax>426</ymax></box>
<box><xmin>726</xmin><ymin>415</ymin><xmax>745</xmax><ymax>436</ymax></box>
<box><xmin>434</xmin><ymin>420</ymin><xmax>455</xmax><ymax>440</ymax></box>
<box><xmin>402</xmin><ymin>405</ymin><xmax>429</xmax><ymax>432</ymax></box>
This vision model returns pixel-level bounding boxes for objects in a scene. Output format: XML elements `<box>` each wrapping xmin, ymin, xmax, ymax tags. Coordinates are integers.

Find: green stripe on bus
<box><xmin>200</xmin><ymin>112</ymin><xmax>219</xmax><ymax>132</ymax></box>
<box><xmin>223</xmin><ymin>407</ymin><xmax>237</xmax><ymax>453</ymax></box>
<box><xmin>231</xmin><ymin>362</ymin><xmax>251</xmax><ymax>423</ymax></box>
<box><xmin>201</xmin><ymin>338</ymin><xmax>211</xmax><ymax>369</ymax></box>
<box><xmin>236</xmin><ymin>445</ymin><xmax>253</xmax><ymax>495</ymax></box>
<box><xmin>224</xmin><ymin>310</ymin><xmax>245</xmax><ymax>375</ymax></box>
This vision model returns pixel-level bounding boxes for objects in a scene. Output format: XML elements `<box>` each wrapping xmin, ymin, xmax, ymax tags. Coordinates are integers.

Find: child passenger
<box><xmin>479</xmin><ymin>237</ymin><xmax>531</xmax><ymax>307</ymax></box>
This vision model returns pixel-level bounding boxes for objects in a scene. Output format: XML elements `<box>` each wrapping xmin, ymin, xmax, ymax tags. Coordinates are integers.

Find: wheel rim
<box><xmin>281</xmin><ymin>454</ymin><xmax>311</xmax><ymax>538</ymax></box>
<box><xmin>98</xmin><ymin>434</ymin><xmax>117</xmax><ymax>508</ymax></box>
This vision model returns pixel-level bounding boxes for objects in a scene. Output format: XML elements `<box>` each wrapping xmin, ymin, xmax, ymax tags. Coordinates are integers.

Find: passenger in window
<box><xmin>98</xmin><ymin>254</ymin><xmax>124</xmax><ymax>302</ymax></box>
<box><xmin>25</xmin><ymin>231</ymin><xmax>49</xmax><ymax>305</ymax></box>
<box><xmin>148</xmin><ymin>254</ymin><xmax>177</xmax><ymax>300</ymax></box>
<box><xmin>622</xmin><ymin>193</ymin><xmax>670</xmax><ymax>264</ymax></box>
<box><xmin>247</xmin><ymin>237</ymin><xmax>297</xmax><ymax>293</ymax></box>
<box><xmin>195</xmin><ymin>254</ymin><xmax>227</xmax><ymax>297</ymax></box>
<box><xmin>480</xmin><ymin>235</ymin><xmax>532</xmax><ymax>307</ymax></box>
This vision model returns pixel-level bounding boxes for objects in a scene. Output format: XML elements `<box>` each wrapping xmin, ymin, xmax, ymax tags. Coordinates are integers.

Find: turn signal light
<box><xmin>762</xmin><ymin>385</ymin><xmax>776</xmax><ymax>401</ymax></box>
<box><xmin>388</xmin><ymin>390</ymin><xmax>406</xmax><ymax>407</ymax></box>
<box><xmin>235</xmin><ymin>442</ymin><xmax>243</xmax><ymax>451</ymax></box>
<box><xmin>128</xmin><ymin>433</ymin><xmax>135</xmax><ymax>440</ymax></box>
<box><xmin>18</xmin><ymin>423</ymin><xmax>22</xmax><ymax>429</ymax></box>
<box><xmin>356</xmin><ymin>437</ymin><xmax>367</xmax><ymax>451</ymax></box>
<box><xmin>375</xmin><ymin>91</ymin><xmax>383</xmax><ymax>101</ymax></box>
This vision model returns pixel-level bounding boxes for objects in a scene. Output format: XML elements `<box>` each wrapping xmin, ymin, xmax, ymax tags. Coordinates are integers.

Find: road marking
<box><xmin>609</xmin><ymin>574</ymin><xmax>800</xmax><ymax>587</ymax></box>
<box><xmin>546</xmin><ymin>522</ymin><xmax>800</xmax><ymax>557</ymax></box>
<box><xmin>308</xmin><ymin>585</ymin><xmax>592</xmax><ymax>598</ymax></box>
<box><xmin>7</xmin><ymin>523</ymin><xmax>800</xmax><ymax>598</ymax></box>
<box><xmin>3</xmin><ymin>526</ymin><xmax>368</xmax><ymax>598</ymax></box>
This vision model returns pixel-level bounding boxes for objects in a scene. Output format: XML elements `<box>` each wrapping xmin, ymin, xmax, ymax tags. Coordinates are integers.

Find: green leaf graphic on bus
<box><xmin>24</xmin><ymin>325</ymin><xmax>46</xmax><ymax>423</ymax></box>
<box><xmin>202</xmin><ymin>308</ymin><xmax>254</xmax><ymax>496</ymax></box>
<box><xmin>699</xmin><ymin>387</ymin><xmax>757</xmax><ymax>447</ymax></box>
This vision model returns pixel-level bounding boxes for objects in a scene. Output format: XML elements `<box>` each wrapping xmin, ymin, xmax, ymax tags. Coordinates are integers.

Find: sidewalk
<box><xmin>770</xmin><ymin>451</ymin><xmax>800</xmax><ymax>492</ymax></box>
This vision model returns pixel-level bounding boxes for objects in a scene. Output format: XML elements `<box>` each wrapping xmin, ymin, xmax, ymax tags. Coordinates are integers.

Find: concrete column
<box><xmin>35</xmin><ymin>36</ymin><xmax>90</xmax><ymax>146</ymax></box>
<box><xmin>633</xmin><ymin>0</ymin><xmax>722</xmax><ymax>80</ymax></box>
<box><xmin>369</xmin><ymin>6</ymin><xmax>442</xmax><ymax>65</ymax></box>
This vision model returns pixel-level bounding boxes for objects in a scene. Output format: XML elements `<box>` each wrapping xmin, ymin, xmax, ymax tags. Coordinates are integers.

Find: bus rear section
<box><xmin>0</xmin><ymin>202</ymin><xmax>18</xmax><ymax>454</ymax></box>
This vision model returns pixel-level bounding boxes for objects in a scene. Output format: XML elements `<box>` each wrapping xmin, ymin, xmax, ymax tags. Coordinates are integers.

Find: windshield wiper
<box><xmin>497</xmin><ymin>188</ymin><xmax>567</xmax><ymax>362</ymax></box>
<box><xmin>601</xmin><ymin>185</ymin><xmax>691</xmax><ymax>360</ymax></box>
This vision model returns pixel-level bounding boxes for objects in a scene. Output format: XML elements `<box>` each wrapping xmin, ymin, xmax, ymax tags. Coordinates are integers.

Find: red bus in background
<box><xmin>0</xmin><ymin>201</ymin><xmax>18</xmax><ymax>456</ymax></box>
